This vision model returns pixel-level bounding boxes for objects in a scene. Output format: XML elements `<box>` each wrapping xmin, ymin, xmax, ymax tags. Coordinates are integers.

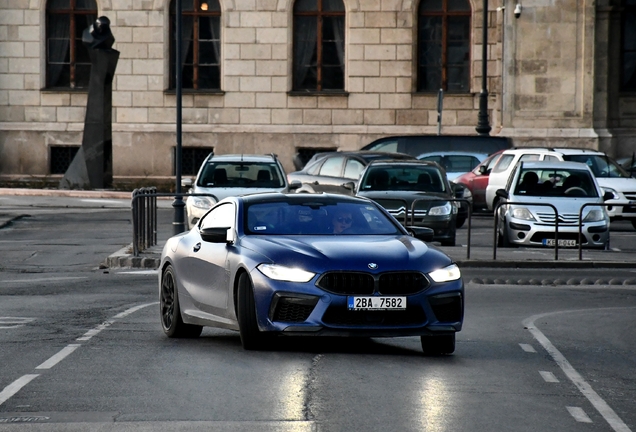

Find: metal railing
<box><xmin>370</xmin><ymin>197</ymin><xmax>473</xmax><ymax>258</ymax></box>
<box><xmin>411</xmin><ymin>198</ymin><xmax>472</xmax><ymax>259</ymax></box>
<box><xmin>493</xmin><ymin>201</ymin><xmax>560</xmax><ymax>260</ymax></box>
<box><xmin>131</xmin><ymin>188</ymin><xmax>218</xmax><ymax>257</ymax></box>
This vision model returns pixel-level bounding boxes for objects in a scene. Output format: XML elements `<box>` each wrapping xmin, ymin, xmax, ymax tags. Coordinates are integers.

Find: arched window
<box><xmin>46</xmin><ymin>0</ymin><xmax>98</xmax><ymax>89</ymax></box>
<box><xmin>417</xmin><ymin>0</ymin><xmax>471</xmax><ymax>92</ymax></box>
<box><xmin>170</xmin><ymin>0</ymin><xmax>221</xmax><ymax>90</ymax></box>
<box><xmin>622</xmin><ymin>0</ymin><xmax>636</xmax><ymax>91</ymax></box>
<box><xmin>293</xmin><ymin>0</ymin><xmax>345</xmax><ymax>92</ymax></box>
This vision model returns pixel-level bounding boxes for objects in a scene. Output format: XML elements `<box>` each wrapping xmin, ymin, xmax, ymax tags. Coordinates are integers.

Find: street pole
<box><xmin>476</xmin><ymin>0</ymin><xmax>492</xmax><ymax>136</ymax></box>
<box><xmin>172</xmin><ymin>0</ymin><xmax>186</xmax><ymax>235</ymax></box>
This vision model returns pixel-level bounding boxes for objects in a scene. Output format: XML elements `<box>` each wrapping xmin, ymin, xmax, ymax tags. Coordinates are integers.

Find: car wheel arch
<box><xmin>232</xmin><ymin>267</ymin><xmax>250</xmax><ymax>319</ymax></box>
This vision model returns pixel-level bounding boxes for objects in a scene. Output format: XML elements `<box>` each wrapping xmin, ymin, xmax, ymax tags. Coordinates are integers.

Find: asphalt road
<box><xmin>0</xmin><ymin>195</ymin><xmax>635</xmax><ymax>431</ymax></box>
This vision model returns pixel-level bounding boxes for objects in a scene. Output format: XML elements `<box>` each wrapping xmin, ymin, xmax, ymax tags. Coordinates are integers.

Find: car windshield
<box><xmin>245</xmin><ymin>201</ymin><xmax>402</xmax><ymax>235</ymax></box>
<box><xmin>514</xmin><ymin>168</ymin><xmax>599</xmax><ymax>198</ymax></box>
<box><xmin>360</xmin><ymin>166</ymin><xmax>447</xmax><ymax>193</ymax></box>
<box><xmin>197</xmin><ymin>162</ymin><xmax>285</xmax><ymax>188</ymax></box>
<box><xmin>562</xmin><ymin>155</ymin><xmax>630</xmax><ymax>178</ymax></box>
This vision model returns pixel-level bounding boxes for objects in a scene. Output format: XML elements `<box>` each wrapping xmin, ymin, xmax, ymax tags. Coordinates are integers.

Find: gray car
<box><xmin>495</xmin><ymin>161</ymin><xmax>611</xmax><ymax>249</ymax></box>
<box><xmin>287</xmin><ymin>151</ymin><xmax>416</xmax><ymax>195</ymax></box>
<box><xmin>185</xmin><ymin>153</ymin><xmax>299</xmax><ymax>228</ymax></box>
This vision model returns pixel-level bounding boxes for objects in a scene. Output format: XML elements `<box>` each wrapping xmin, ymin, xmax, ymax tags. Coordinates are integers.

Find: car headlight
<box><xmin>583</xmin><ymin>209</ymin><xmax>606</xmax><ymax>222</ymax></box>
<box><xmin>462</xmin><ymin>187</ymin><xmax>472</xmax><ymax>200</ymax></box>
<box><xmin>428</xmin><ymin>264</ymin><xmax>461</xmax><ymax>282</ymax></box>
<box><xmin>190</xmin><ymin>196</ymin><xmax>215</xmax><ymax>210</ymax></box>
<box><xmin>257</xmin><ymin>264</ymin><xmax>315</xmax><ymax>283</ymax></box>
<box><xmin>429</xmin><ymin>202</ymin><xmax>452</xmax><ymax>216</ymax></box>
<box><xmin>602</xmin><ymin>188</ymin><xmax>620</xmax><ymax>200</ymax></box>
<box><xmin>511</xmin><ymin>207</ymin><xmax>536</xmax><ymax>221</ymax></box>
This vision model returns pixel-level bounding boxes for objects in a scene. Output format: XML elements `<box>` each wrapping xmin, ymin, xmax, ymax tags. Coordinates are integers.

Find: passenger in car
<box><xmin>516</xmin><ymin>171</ymin><xmax>539</xmax><ymax>195</ymax></box>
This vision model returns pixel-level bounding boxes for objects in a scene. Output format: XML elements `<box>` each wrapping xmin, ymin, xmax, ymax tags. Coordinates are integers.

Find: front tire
<box><xmin>160</xmin><ymin>265</ymin><xmax>203</xmax><ymax>338</ymax></box>
<box><xmin>421</xmin><ymin>333</ymin><xmax>455</xmax><ymax>355</ymax></box>
<box><xmin>631</xmin><ymin>219</ymin><xmax>636</xmax><ymax>230</ymax></box>
<box><xmin>237</xmin><ymin>273</ymin><xmax>268</xmax><ymax>350</ymax></box>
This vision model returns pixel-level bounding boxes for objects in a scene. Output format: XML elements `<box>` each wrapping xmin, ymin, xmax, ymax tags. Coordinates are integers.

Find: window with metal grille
<box><xmin>50</xmin><ymin>146</ymin><xmax>80</xmax><ymax>174</ymax></box>
<box><xmin>169</xmin><ymin>0</ymin><xmax>221</xmax><ymax>91</ymax></box>
<box><xmin>622</xmin><ymin>0</ymin><xmax>636</xmax><ymax>91</ymax></box>
<box><xmin>46</xmin><ymin>0</ymin><xmax>98</xmax><ymax>89</ymax></box>
<box><xmin>174</xmin><ymin>147</ymin><xmax>214</xmax><ymax>176</ymax></box>
<box><xmin>292</xmin><ymin>0</ymin><xmax>345</xmax><ymax>92</ymax></box>
<box><xmin>418</xmin><ymin>0</ymin><xmax>471</xmax><ymax>93</ymax></box>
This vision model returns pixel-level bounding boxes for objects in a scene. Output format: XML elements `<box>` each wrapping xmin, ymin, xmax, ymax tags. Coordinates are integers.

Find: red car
<box><xmin>453</xmin><ymin>150</ymin><xmax>504</xmax><ymax>211</ymax></box>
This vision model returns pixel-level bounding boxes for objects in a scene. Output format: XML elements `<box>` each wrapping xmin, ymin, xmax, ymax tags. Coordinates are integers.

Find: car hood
<box><xmin>356</xmin><ymin>191</ymin><xmax>451</xmax><ymax>208</ymax></box>
<box><xmin>509</xmin><ymin>196</ymin><xmax>603</xmax><ymax>215</ymax></box>
<box><xmin>596</xmin><ymin>177</ymin><xmax>636</xmax><ymax>193</ymax></box>
<box><xmin>241</xmin><ymin>235</ymin><xmax>453</xmax><ymax>274</ymax></box>
<box><xmin>193</xmin><ymin>186</ymin><xmax>287</xmax><ymax>201</ymax></box>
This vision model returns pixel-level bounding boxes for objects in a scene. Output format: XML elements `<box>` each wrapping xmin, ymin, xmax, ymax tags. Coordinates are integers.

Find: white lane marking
<box><xmin>0</xmin><ymin>302</ymin><xmax>158</xmax><ymax>408</ymax></box>
<box><xmin>76</xmin><ymin>302</ymin><xmax>157</xmax><ymax>341</ymax></box>
<box><xmin>116</xmin><ymin>270</ymin><xmax>158</xmax><ymax>275</ymax></box>
<box><xmin>519</xmin><ymin>343</ymin><xmax>536</xmax><ymax>353</ymax></box>
<box><xmin>2</xmin><ymin>277</ymin><xmax>87</xmax><ymax>284</ymax></box>
<box><xmin>35</xmin><ymin>344</ymin><xmax>81</xmax><ymax>370</ymax></box>
<box><xmin>0</xmin><ymin>375</ymin><xmax>39</xmax><ymax>407</ymax></box>
<box><xmin>567</xmin><ymin>406</ymin><xmax>593</xmax><ymax>423</ymax></box>
<box><xmin>539</xmin><ymin>371</ymin><xmax>559</xmax><ymax>383</ymax></box>
<box><xmin>611</xmin><ymin>248</ymin><xmax>621</xmax><ymax>252</ymax></box>
<box><xmin>0</xmin><ymin>317</ymin><xmax>35</xmax><ymax>329</ymax></box>
<box><xmin>524</xmin><ymin>311</ymin><xmax>632</xmax><ymax>432</ymax></box>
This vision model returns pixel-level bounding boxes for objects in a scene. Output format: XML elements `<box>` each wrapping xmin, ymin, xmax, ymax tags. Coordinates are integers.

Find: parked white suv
<box><xmin>486</xmin><ymin>148</ymin><xmax>636</xmax><ymax>229</ymax></box>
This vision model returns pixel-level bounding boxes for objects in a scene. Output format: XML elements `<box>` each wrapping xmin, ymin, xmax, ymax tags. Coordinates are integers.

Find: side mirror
<box><xmin>478</xmin><ymin>165</ymin><xmax>488</xmax><ymax>175</ymax></box>
<box><xmin>603</xmin><ymin>191</ymin><xmax>614</xmax><ymax>201</ymax></box>
<box><xmin>288</xmin><ymin>180</ymin><xmax>302</xmax><ymax>191</ymax></box>
<box><xmin>200</xmin><ymin>227</ymin><xmax>231</xmax><ymax>243</ymax></box>
<box><xmin>406</xmin><ymin>226</ymin><xmax>434</xmax><ymax>242</ymax></box>
<box><xmin>342</xmin><ymin>181</ymin><xmax>356</xmax><ymax>191</ymax></box>
<box><xmin>182</xmin><ymin>178</ymin><xmax>193</xmax><ymax>188</ymax></box>
<box><xmin>495</xmin><ymin>189</ymin><xmax>509</xmax><ymax>199</ymax></box>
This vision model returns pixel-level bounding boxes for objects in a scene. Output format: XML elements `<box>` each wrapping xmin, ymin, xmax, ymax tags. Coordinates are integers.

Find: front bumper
<box><xmin>605</xmin><ymin>199</ymin><xmax>636</xmax><ymax>221</ymax></box>
<box><xmin>249</xmin><ymin>269</ymin><xmax>464</xmax><ymax>337</ymax></box>
<box><xmin>503</xmin><ymin>218</ymin><xmax>609</xmax><ymax>248</ymax></box>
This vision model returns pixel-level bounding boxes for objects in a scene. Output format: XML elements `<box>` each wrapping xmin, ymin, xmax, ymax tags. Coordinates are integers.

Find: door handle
<box><xmin>193</xmin><ymin>242</ymin><xmax>201</xmax><ymax>252</ymax></box>
<box><xmin>312</xmin><ymin>181</ymin><xmax>319</xmax><ymax>185</ymax></box>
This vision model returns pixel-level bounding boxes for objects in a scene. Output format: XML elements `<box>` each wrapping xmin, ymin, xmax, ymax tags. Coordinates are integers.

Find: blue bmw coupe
<box><xmin>159</xmin><ymin>193</ymin><xmax>464</xmax><ymax>354</ymax></box>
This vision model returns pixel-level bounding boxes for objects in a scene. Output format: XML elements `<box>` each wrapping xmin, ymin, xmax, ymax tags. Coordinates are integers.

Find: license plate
<box><xmin>543</xmin><ymin>239</ymin><xmax>577</xmax><ymax>247</ymax></box>
<box><xmin>347</xmin><ymin>296</ymin><xmax>406</xmax><ymax>310</ymax></box>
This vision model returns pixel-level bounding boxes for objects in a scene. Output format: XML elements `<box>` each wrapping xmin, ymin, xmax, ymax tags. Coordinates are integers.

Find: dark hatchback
<box><xmin>287</xmin><ymin>151</ymin><xmax>417</xmax><ymax>195</ymax></box>
<box><xmin>362</xmin><ymin>135</ymin><xmax>511</xmax><ymax>158</ymax></box>
<box><xmin>351</xmin><ymin>160</ymin><xmax>458</xmax><ymax>246</ymax></box>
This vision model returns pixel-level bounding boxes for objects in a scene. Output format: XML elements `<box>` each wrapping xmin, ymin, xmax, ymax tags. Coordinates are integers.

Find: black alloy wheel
<box><xmin>160</xmin><ymin>265</ymin><xmax>203</xmax><ymax>338</ymax></box>
<box><xmin>237</xmin><ymin>272</ymin><xmax>268</xmax><ymax>350</ymax></box>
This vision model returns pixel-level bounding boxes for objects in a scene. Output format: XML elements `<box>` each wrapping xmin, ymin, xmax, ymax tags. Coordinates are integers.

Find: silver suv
<box><xmin>486</xmin><ymin>148</ymin><xmax>636</xmax><ymax>229</ymax></box>
<box><xmin>184</xmin><ymin>153</ymin><xmax>299</xmax><ymax>228</ymax></box>
<box><xmin>495</xmin><ymin>161</ymin><xmax>610</xmax><ymax>249</ymax></box>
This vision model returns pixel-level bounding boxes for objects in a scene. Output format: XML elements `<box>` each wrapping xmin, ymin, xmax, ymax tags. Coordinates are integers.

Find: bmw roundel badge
<box><xmin>368</xmin><ymin>263</ymin><xmax>378</xmax><ymax>270</ymax></box>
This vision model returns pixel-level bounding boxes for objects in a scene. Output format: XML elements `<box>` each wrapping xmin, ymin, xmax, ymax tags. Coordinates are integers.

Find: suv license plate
<box><xmin>347</xmin><ymin>296</ymin><xmax>406</xmax><ymax>310</ymax></box>
<box><xmin>543</xmin><ymin>239</ymin><xmax>577</xmax><ymax>247</ymax></box>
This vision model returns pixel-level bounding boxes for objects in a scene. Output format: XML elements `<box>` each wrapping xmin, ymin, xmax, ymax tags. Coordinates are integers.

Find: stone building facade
<box><xmin>0</xmin><ymin>0</ymin><xmax>634</xmax><ymax>187</ymax></box>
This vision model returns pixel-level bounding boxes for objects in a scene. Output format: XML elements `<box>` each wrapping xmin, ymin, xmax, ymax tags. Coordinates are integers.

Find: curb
<box><xmin>468</xmin><ymin>277</ymin><xmax>636</xmax><ymax>286</ymax></box>
<box><xmin>455</xmin><ymin>259</ymin><xmax>636</xmax><ymax>269</ymax></box>
<box><xmin>103</xmin><ymin>245</ymin><xmax>161</xmax><ymax>270</ymax></box>
<box><xmin>0</xmin><ymin>188</ymin><xmax>131</xmax><ymax>199</ymax></box>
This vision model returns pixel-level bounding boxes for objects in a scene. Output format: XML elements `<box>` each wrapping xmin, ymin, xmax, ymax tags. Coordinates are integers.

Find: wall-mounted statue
<box><xmin>60</xmin><ymin>16</ymin><xmax>119</xmax><ymax>190</ymax></box>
